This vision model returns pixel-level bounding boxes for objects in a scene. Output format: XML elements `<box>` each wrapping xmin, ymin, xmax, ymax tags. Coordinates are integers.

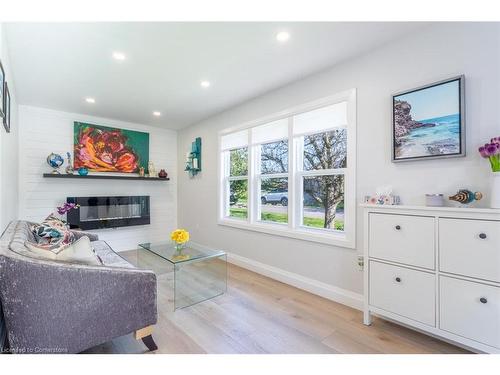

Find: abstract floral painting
<box><xmin>392</xmin><ymin>76</ymin><xmax>465</xmax><ymax>162</ymax></box>
<box><xmin>74</xmin><ymin>122</ymin><xmax>149</xmax><ymax>173</ymax></box>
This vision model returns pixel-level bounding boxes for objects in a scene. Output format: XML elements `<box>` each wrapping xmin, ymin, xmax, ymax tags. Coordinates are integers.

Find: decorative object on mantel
<box><xmin>364</xmin><ymin>185</ymin><xmax>401</xmax><ymax>205</ymax></box>
<box><xmin>184</xmin><ymin>137</ymin><xmax>202</xmax><ymax>177</ymax></box>
<box><xmin>46</xmin><ymin>153</ymin><xmax>64</xmax><ymax>174</ymax></box>
<box><xmin>3</xmin><ymin>81</ymin><xmax>10</xmax><ymax>133</ymax></box>
<box><xmin>478</xmin><ymin>136</ymin><xmax>500</xmax><ymax>208</ymax></box>
<box><xmin>74</xmin><ymin>121</ymin><xmax>149</xmax><ymax>174</ymax></box>
<box><xmin>425</xmin><ymin>194</ymin><xmax>444</xmax><ymax>207</ymax></box>
<box><xmin>65</xmin><ymin>152</ymin><xmax>74</xmax><ymax>174</ymax></box>
<box><xmin>392</xmin><ymin>75</ymin><xmax>465</xmax><ymax>162</ymax></box>
<box><xmin>158</xmin><ymin>169</ymin><xmax>168</xmax><ymax>179</ymax></box>
<box><xmin>147</xmin><ymin>161</ymin><xmax>156</xmax><ymax>178</ymax></box>
<box><xmin>78</xmin><ymin>167</ymin><xmax>89</xmax><ymax>176</ymax></box>
<box><xmin>139</xmin><ymin>167</ymin><xmax>145</xmax><ymax>177</ymax></box>
<box><xmin>449</xmin><ymin>189</ymin><xmax>483</xmax><ymax>206</ymax></box>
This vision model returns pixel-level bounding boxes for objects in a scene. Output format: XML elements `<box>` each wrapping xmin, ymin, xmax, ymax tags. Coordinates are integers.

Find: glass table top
<box><xmin>138</xmin><ymin>241</ymin><xmax>226</xmax><ymax>264</ymax></box>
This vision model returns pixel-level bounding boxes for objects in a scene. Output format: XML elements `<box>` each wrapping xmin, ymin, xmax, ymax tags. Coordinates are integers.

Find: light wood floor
<box><xmin>84</xmin><ymin>249</ymin><xmax>470</xmax><ymax>354</ymax></box>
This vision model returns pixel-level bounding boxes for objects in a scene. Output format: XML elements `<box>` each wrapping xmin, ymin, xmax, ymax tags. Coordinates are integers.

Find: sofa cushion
<box><xmin>25</xmin><ymin>236</ymin><xmax>102</xmax><ymax>266</ymax></box>
<box><xmin>92</xmin><ymin>240</ymin><xmax>135</xmax><ymax>269</ymax></box>
<box><xmin>31</xmin><ymin>214</ymin><xmax>76</xmax><ymax>247</ymax></box>
<box><xmin>7</xmin><ymin>221</ymin><xmax>38</xmax><ymax>257</ymax></box>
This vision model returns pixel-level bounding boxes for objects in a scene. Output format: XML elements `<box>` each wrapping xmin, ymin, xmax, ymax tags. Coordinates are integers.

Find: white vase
<box><xmin>491</xmin><ymin>171</ymin><xmax>500</xmax><ymax>209</ymax></box>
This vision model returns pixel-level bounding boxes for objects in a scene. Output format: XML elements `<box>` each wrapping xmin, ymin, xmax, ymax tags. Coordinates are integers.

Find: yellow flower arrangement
<box><xmin>170</xmin><ymin>229</ymin><xmax>190</xmax><ymax>244</ymax></box>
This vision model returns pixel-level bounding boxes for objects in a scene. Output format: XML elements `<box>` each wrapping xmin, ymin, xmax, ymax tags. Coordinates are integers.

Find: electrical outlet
<box><xmin>357</xmin><ymin>255</ymin><xmax>364</xmax><ymax>271</ymax></box>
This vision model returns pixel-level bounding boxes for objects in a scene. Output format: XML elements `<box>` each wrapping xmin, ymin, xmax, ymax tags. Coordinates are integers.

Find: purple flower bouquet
<box><xmin>56</xmin><ymin>202</ymin><xmax>80</xmax><ymax>215</ymax></box>
<box><xmin>479</xmin><ymin>137</ymin><xmax>500</xmax><ymax>172</ymax></box>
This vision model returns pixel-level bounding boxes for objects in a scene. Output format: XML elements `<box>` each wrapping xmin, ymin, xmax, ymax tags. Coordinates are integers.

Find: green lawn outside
<box><xmin>261</xmin><ymin>212</ymin><xmax>288</xmax><ymax>223</ymax></box>
<box><xmin>229</xmin><ymin>208</ymin><xmax>344</xmax><ymax>231</ymax></box>
<box><xmin>229</xmin><ymin>207</ymin><xmax>248</xmax><ymax>219</ymax></box>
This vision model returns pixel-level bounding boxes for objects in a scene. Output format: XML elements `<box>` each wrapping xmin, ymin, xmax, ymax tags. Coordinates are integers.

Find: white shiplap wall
<box><xmin>18</xmin><ymin>105</ymin><xmax>178</xmax><ymax>252</ymax></box>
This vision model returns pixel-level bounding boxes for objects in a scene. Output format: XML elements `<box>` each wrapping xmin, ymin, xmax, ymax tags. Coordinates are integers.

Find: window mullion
<box><xmin>248</xmin><ymin>131</ymin><xmax>256</xmax><ymax>224</ymax></box>
<box><xmin>258</xmin><ymin>172</ymin><xmax>288</xmax><ymax>179</ymax></box>
<box><xmin>288</xmin><ymin>120</ymin><xmax>299</xmax><ymax>229</ymax></box>
<box><xmin>222</xmin><ymin>150</ymin><xmax>230</xmax><ymax>218</ymax></box>
<box><xmin>296</xmin><ymin>136</ymin><xmax>305</xmax><ymax>228</ymax></box>
<box><xmin>299</xmin><ymin>168</ymin><xmax>346</xmax><ymax>177</ymax></box>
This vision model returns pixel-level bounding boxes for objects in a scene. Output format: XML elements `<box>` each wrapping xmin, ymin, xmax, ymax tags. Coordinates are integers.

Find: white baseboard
<box><xmin>226</xmin><ymin>252</ymin><xmax>363</xmax><ymax>311</ymax></box>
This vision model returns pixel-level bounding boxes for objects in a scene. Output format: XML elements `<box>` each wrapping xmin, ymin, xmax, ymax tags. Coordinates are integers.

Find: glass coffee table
<box><xmin>138</xmin><ymin>242</ymin><xmax>227</xmax><ymax>310</ymax></box>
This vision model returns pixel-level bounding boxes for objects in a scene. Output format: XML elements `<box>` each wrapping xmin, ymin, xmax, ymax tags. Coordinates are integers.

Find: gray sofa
<box><xmin>0</xmin><ymin>220</ymin><xmax>158</xmax><ymax>354</ymax></box>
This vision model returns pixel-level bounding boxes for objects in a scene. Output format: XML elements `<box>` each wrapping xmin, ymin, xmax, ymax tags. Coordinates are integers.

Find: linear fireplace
<box><xmin>66</xmin><ymin>196</ymin><xmax>150</xmax><ymax>230</ymax></box>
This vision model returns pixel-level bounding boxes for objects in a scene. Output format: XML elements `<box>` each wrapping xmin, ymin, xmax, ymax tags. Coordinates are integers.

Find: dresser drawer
<box><xmin>369</xmin><ymin>213</ymin><xmax>435</xmax><ymax>269</ymax></box>
<box><xmin>439</xmin><ymin>218</ymin><xmax>500</xmax><ymax>283</ymax></box>
<box><xmin>440</xmin><ymin>276</ymin><xmax>500</xmax><ymax>349</ymax></box>
<box><xmin>369</xmin><ymin>261</ymin><xmax>435</xmax><ymax>326</ymax></box>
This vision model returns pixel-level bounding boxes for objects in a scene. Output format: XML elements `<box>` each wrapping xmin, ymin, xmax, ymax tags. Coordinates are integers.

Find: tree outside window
<box><xmin>302</xmin><ymin>129</ymin><xmax>346</xmax><ymax>231</ymax></box>
<box><xmin>228</xmin><ymin>148</ymin><xmax>248</xmax><ymax>219</ymax></box>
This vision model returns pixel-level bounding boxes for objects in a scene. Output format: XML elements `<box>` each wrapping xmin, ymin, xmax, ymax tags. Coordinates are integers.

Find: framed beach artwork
<box><xmin>74</xmin><ymin>122</ymin><xmax>149</xmax><ymax>173</ymax></box>
<box><xmin>392</xmin><ymin>75</ymin><xmax>465</xmax><ymax>162</ymax></box>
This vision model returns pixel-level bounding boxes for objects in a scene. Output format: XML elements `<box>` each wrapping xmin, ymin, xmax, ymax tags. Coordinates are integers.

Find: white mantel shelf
<box><xmin>359</xmin><ymin>204</ymin><xmax>500</xmax><ymax>215</ymax></box>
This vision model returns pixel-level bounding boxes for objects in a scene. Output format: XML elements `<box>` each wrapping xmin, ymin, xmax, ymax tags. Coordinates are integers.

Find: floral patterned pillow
<box><xmin>31</xmin><ymin>214</ymin><xmax>76</xmax><ymax>247</ymax></box>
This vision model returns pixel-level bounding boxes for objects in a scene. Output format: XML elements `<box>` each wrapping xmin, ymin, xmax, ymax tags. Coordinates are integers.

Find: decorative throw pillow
<box><xmin>31</xmin><ymin>214</ymin><xmax>75</xmax><ymax>247</ymax></box>
<box><xmin>25</xmin><ymin>236</ymin><xmax>102</xmax><ymax>266</ymax></box>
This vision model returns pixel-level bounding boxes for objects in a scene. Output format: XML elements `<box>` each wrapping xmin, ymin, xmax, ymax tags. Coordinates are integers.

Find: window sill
<box><xmin>218</xmin><ymin>218</ymin><xmax>355</xmax><ymax>249</ymax></box>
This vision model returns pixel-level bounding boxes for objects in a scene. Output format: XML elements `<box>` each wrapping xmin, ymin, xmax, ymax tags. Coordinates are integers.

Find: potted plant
<box><xmin>479</xmin><ymin>136</ymin><xmax>500</xmax><ymax>208</ymax></box>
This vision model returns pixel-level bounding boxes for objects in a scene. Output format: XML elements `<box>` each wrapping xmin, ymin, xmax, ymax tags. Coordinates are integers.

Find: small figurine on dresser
<box><xmin>364</xmin><ymin>185</ymin><xmax>401</xmax><ymax>205</ymax></box>
<box><xmin>449</xmin><ymin>189</ymin><xmax>483</xmax><ymax>206</ymax></box>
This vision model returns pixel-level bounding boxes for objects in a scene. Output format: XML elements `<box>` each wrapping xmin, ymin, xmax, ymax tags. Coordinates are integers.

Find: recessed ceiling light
<box><xmin>112</xmin><ymin>51</ymin><xmax>126</xmax><ymax>61</ymax></box>
<box><xmin>276</xmin><ymin>31</ymin><xmax>290</xmax><ymax>43</ymax></box>
<box><xmin>200</xmin><ymin>80</ymin><xmax>211</xmax><ymax>88</ymax></box>
<box><xmin>85</xmin><ymin>97</ymin><xmax>95</xmax><ymax>104</ymax></box>
<box><xmin>153</xmin><ymin>111</ymin><xmax>161</xmax><ymax>117</ymax></box>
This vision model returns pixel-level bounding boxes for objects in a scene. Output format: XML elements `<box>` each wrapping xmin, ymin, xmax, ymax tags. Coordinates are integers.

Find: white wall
<box><xmin>0</xmin><ymin>24</ymin><xmax>20</xmax><ymax>232</ymax></box>
<box><xmin>18</xmin><ymin>106</ymin><xmax>178</xmax><ymax>252</ymax></box>
<box><xmin>177</xmin><ymin>23</ymin><xmax>500</xmax><ymax>301</ymax></box>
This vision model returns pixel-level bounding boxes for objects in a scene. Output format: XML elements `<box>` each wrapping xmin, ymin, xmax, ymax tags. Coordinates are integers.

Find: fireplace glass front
<box><xmin>66</xmin><ymin>196</ymin><xmax>150</xmax><ymax>230</ymax></box>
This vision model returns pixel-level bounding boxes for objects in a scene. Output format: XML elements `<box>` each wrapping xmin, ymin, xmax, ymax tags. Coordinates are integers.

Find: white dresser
<box><xmin>362</xmin><ymin>204</ymin><xmax>500</xmax><ymax>353</ymax></box>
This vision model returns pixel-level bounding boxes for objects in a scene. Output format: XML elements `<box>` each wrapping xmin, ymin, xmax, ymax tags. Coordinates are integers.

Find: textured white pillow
<box><xmin>25</xmin><ymin>236</ymin><xmax>102</xmax><ymax>266</ymax></box>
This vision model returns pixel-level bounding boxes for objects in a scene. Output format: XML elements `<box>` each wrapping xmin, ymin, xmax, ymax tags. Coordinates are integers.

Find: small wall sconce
<box><xmin>185</xmin><ymin>137</ymin><xmax>201</xmax><ymax>177</ymax></box>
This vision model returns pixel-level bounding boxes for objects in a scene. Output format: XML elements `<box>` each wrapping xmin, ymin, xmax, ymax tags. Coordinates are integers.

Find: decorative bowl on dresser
<box><xmin>362</xmin><ymin>204</ymin><xmax>500</xmax><ymax>354</ymax></box>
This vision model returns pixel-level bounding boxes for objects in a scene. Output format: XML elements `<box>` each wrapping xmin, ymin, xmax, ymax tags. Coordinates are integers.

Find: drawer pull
<box><xmin>395</xmin><ymin>277</ymin><xmax>402</xmax><ymax>283</ymax></box>
<box><xmin>478</xmin><ymin>233</ymin><xmax>487</xmax><ymax>239</ymax></box>
<box><xmin>480</xmin><ymin>297</ymin><xmax>488</xmax><ymax>304</ymax></box>
<box><xmin>395</xmin><ymin>225</ymin><xmax>401</xmax><ymax>230</ymax></box>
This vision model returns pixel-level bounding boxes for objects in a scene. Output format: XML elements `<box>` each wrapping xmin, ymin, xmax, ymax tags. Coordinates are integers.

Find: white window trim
<box><xmin>217</xmin><ymin>89</ymin><xmax>357</xmax><ymax>249</ymax></box>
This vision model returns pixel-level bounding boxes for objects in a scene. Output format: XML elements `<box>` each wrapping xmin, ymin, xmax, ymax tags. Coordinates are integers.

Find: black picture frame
<box><xmin>0</xmin><ymin>60</ymin><xmax>5</xmax><ymax>120</ymax></box>
<box><xmin>392</xmin><ymin>75</ymin><xmax>465</xmax><ymax>162</ymax></box>
<box><xmin>3</xmin><ymin>81</ymin><xmax>10</xmax><ymax>133</ymax></box>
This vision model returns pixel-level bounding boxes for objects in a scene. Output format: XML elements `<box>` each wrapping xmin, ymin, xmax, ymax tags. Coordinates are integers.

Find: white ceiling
<box><xmin>5</xmin><ymin>22</ymin><xmax>428</xmax><ymax>129</ymax></box>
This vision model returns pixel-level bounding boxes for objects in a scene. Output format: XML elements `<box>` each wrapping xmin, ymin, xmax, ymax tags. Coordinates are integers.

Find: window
<box><xmin>228</xmin><ymin>148</ymin><xmax>248</xmax><ymax>219</ymax></box>
<box><xmin>218</xmin><ymin>89</ymin><xmax>356</xmax><ymax>248</ymax></box>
